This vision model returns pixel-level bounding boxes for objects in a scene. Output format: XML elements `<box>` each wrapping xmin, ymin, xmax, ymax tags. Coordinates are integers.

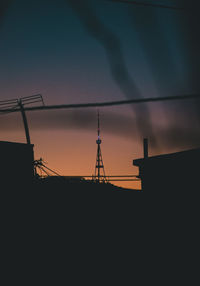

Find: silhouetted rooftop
<box><xmin>0</xmin><ymin>140</ymin><xmax>34</xmax><ymax>147</ymax></box>
<box><xmin>133</xmin><ymin>147</ymin><xmax>200</xmax><ymax>166</ymax></box>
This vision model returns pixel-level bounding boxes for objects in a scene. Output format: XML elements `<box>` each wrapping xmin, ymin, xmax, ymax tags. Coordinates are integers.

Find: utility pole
<box><xmin>0</xmin><ymin>94</ymin><xmax>44</xmax><ymax>145</ymax></box>
<box><xmin>18</xmin><ymin>99</ymin><xmax>31</xmax><ymax>145</ymax></box>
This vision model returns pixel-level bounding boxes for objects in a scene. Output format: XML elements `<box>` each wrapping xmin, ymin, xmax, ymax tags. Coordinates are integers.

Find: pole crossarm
<box><xmin>19</xmin><ymin>94</ymin><xmax>45</xmax><ymax>106</ymax></box>
<box><xmin>0</xmin><ymin>98</ymin><xmax>18</xmax><ymax>111</ymax></box>
<box><xmin>0</xmin><ymin>94</ymin><xmax>45</xmax><ymax>144</ymax></box>
<box><xmin>0</xmin><ymin>94</ymin><xmax>44</xmax><ymax>113</ymax></box>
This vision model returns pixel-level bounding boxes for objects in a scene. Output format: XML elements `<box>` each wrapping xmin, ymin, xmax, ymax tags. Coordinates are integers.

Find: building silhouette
<box><xmin>133</xmin><ymin>139</ymin><xmax>200</xmax><ymax>191</ymax></box>
<box><xmin>0</xmin><ymin>141</ymin><xmax>34</xmax><ymax>187</ymax></box>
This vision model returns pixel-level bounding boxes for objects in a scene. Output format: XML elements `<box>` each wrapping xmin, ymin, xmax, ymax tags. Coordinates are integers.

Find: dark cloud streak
<box><xmin>1</xmin><ymin>0</ymin><xmax>200</xmax><ymax>151</ymax></box>
<box><xmin>1</xmin><ymin>102</ymin><xmax>200</xmax><ymax>151</ymax></box>
<box><xmin>0</xmin><ymin>109</ymin><xmax>136</xmax><ymax>140</ymax></box>
<box><xmin>66</xmin><ymin>0</ymin><xmax>156</xmax><ymax>145</ymax></box>
<box><xmin>0</xmin><ymin>0</ymin><xmax>13</xmax><ymax>26</ymax></box>
<box><xmin>128</xmin><ymin>0</ymin><xmax>200</xmax><ymax>149</ymax></box>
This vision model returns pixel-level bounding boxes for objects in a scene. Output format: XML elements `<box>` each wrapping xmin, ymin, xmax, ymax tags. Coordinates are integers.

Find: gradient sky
<box><xmin>1</xmin><ymin>0</ymin><xmax>200</xmax><ymax>189</ymax></box>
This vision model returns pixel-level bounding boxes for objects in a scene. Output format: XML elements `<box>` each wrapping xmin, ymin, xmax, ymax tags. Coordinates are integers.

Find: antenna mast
<box><xmin>94</xmin><ymin>110</ymin><xmax>107</xmax><ymax>183</ymax></box>
<box><xmin>0</xmin><ymin>94</ymin><xmax>44</xmax><ymax>144</ymax></box>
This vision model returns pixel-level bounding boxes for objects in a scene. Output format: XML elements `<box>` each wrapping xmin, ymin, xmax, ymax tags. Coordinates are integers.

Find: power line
<box><xmin>0</xmin><ymin>93</ymin><xmax>200</xmax><ymax>113</ymax></box>
<box><xmin>106</xmin><ymin>0</ymin><xmax>183</xmax><ymax>10</ymax></box>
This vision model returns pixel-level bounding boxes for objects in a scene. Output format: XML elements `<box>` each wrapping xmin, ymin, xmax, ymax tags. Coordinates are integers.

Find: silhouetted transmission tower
<box><xmin>94</xmin><ymin>111</ymin><xmax>108</xmax><ymax>183</ymax></box>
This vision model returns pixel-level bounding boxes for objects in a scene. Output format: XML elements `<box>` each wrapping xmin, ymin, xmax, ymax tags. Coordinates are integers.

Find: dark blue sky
<box><xmin>0</xmin><ymin>0</ymin><xmax>192</xmax><ymax>104</ymax></box>
<box><xmin>1</xmin><ymin>0</ymin><xmax>200</xmax><ymax>189</ymax></box>
<box><xmin>1</xmin><ymin>0</ymin><xmax>200</xmax><ymax>158</ymax></box>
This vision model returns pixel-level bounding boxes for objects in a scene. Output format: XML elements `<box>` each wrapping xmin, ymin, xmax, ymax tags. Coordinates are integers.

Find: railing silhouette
<box><xmin>34</xmin><ymin>159</ymin><xmax>140</xmax><ymax>182</ymax></box>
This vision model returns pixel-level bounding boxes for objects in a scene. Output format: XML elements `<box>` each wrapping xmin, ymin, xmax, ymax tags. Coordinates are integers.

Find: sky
<box><xmin>1</xmin><ymin>0</ymin><xmax>200</xmax><ymax>189</ymax></box>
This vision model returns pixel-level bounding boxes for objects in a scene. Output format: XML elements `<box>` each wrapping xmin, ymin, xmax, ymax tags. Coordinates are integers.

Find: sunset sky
<box><xmin>1</xmin><ymin>0</ymin><xmax>200</xmax><ymax>189</ymax></box>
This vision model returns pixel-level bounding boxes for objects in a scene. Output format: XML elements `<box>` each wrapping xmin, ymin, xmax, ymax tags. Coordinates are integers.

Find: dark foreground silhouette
<box><xmin>31</xmin><ymin>177</ymin><xmax>140</xmax><ymax>193</ymax></box>
<box><xmin>2</xmin><ymin>176</ymin><xmax>141</xmax><ymax>206</ymax></box>
<box><xmin>1</xmin><ymin>177</ymin><xmax>142</xmax><ymax>223</ymax></box>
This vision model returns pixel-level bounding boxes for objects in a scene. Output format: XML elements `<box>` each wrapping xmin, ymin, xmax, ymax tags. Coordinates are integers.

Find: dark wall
<box><xmin>135</xmin><ymin>149</ymin><xmax>200</xmax><ymax>192</ymax></box>
<box><xmin>0</xmin><ymin>141</ymin><xmax>34</xmax><ymax>187</ymax></box>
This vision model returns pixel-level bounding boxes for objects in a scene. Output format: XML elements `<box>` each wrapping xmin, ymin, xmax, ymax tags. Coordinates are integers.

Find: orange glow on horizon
<box><xmin>1</xmin><ymin>128</ymin><xmax>142</xmax><ymax>190</ymax></box>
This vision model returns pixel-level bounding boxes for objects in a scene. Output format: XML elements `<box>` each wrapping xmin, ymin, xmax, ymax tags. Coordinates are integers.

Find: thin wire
<box><xmin>0</xmin><ymin>105</ymin><xmax>19</xmax><ymax>116</ymax></box>
<box><xmin>41</xmin><ymin>163</ymin><xmax>63</xmax><ymax>177</ymax></box>
<box><xmin>0</xmin><ymin>93</ymin><xmax>199</xmax><ymax>113</ymax></box>
<box><xmin>39</xmin><ymin>166</ymin><xmax>51</xmax><ymax>177</ymax></box>
<box><xmin>106</xmin><ymin>0</ymin><xmax>183</xmax><ymax>10</ymax></box>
